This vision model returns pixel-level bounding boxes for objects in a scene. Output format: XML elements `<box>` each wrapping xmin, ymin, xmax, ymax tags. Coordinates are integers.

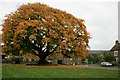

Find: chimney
<box><xmin>115</xmin><ymin>40</ymin><xmax>119</xmax><ymax>44</ymax></box>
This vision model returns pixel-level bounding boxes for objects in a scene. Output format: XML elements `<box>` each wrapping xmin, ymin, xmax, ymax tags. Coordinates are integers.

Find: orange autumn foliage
<box><xmin>2</xmin><ymin>3</ymin><xmax>90</xmax><ymax>59</ymax></box>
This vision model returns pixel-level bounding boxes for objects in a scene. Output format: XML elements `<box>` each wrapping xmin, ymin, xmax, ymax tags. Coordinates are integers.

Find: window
<box><xmin>114</xmin><ymin>51</ymin><xmax>118</xmax><ymax>56</ymax></box>
<box><xmin>115</xmin><ymin>58</ymin><xmax>118</xmax><ymax>62</ymax></box>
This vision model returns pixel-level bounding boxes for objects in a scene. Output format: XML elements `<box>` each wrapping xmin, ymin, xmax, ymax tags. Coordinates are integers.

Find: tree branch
<box><xmin>26</xmin><ymin>37</ymin><xmax>41</xmax><ymax>53</ymax></box>
<box><xmin>31</xmin><ymin>49</ymin><xmax>39</xmax><ymax>56</ymax></box>
<box><xmin>49</xmin><ymin>45</ymin><xmax>59</xmax><ymax>54</ymax></box>
<box><xmin>46</xmin><ymin>42</ymin><xmax>50</xmax><ymax>53</ymax></box>
<box><xmin>42</xmin><ymin>44</ymin><xmax>59</xmax><ymax>56</ymax></box>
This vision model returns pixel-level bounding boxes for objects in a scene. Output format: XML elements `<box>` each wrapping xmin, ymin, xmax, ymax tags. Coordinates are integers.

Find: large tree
<box><xmin>2</xmin><ymin>3</ymin><xmax>90</xmax><ymax>64</ymax></box>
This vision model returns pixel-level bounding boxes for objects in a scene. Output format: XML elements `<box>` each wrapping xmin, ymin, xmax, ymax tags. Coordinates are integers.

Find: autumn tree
<box><xmin>2</xmin><ymin>3</ymin><xmax>90</xmax><ymax>64</ymax></box>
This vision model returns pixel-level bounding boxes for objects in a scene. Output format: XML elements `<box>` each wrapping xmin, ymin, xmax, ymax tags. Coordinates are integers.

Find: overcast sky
<box><xmin>0</xmin><ymin>0</ymin><xmax>119</xmax><ymax>50</ymax></box>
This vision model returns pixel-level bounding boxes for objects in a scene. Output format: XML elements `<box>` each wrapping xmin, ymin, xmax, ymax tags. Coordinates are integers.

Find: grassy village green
<box><xmin>2</xmin><ymin>64</ymin><xmax>119</xmax><ymax>78</ymax></box>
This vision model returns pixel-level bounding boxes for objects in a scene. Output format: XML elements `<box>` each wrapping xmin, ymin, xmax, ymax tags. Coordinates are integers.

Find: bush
<box><xmin>104</xmin><ymin>54</ymin><xmax>115</xmax><ymax>63</ymax></box>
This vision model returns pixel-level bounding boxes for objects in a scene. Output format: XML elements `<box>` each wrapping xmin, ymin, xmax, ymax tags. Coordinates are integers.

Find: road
<box><xmin>80</xmin><ymin>64</ymin><xmax>120</xmax><ymax>70</ymax></box>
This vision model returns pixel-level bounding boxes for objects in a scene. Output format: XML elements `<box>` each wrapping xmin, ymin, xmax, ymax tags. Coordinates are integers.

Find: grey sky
<box><xmin>0</xmin><ymin>0</ymin><xmax>118</xmax><ymax>50</ymax></box>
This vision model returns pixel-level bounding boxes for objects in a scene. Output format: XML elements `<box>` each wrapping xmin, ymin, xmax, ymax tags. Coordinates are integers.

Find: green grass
<box><xmin>0</xmin><ymin>65</ymin><xmax>2</xmax><ymax>79</ymax></box>
<box><xmin>2</xmin><ymin>64</ymin><xmax>119</xmax><ymax>78</ymax></box>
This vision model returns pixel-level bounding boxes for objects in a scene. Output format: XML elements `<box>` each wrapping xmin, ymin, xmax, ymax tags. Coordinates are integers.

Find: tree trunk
<box><xmin>37</xmin><ymin>55</ymin><xmax>49</xmax><ymax>64</ymax></box>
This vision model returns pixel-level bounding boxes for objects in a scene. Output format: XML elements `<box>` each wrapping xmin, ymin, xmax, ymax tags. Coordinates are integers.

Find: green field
<box><xmin>2</xmin><ymin>64</ymin><xmax>119</xmax><ymax>78</ymax></box>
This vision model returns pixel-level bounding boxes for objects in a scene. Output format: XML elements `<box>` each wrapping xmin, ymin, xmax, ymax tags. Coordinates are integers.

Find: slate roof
<box><xmin>110</xmin><ymin>40</ymin><xmax>120</xmax><ymax>51</ymax></box>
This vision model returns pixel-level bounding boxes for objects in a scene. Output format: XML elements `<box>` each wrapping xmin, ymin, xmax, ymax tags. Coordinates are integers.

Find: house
<box><xmin>47</xmin><ymin>52</ymin><xmax>81</xmax><ymax>65</ymax></box>
<box><xmin>0</xmin><ymin>34</ymin><xmax>6</xmax><ymax>61</ymax></box>
<box><xmin>110</xmin><ymin>40</ymin><xmax>120</xmax><ymax>64</ymax></box>
<box><xmin>0</xmin><ymin>53</ymin><xmax>7</xmax><ymax>59</ymax></box>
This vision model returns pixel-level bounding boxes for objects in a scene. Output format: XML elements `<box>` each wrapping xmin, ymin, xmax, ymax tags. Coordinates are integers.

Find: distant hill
<box><xmin>90</xmin><ymin>50</ymin><xmax>110</xmax><ymax>54</ymax></box>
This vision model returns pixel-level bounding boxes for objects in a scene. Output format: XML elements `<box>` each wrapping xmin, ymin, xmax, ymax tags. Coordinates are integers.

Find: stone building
<box><xmin>110</xmin><ymin>40</ymin><xmax>120</xmax><ymax>64</ymax></box>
